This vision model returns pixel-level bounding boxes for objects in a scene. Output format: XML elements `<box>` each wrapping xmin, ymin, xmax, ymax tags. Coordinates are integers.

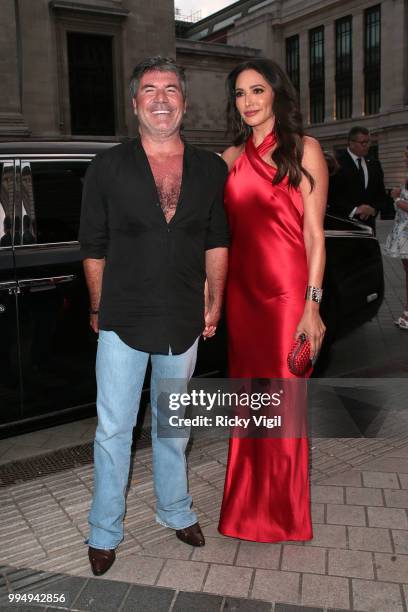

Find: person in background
<box><xmin>384</xmin><ymin>145</ymin><xmax>408</xmax><ymax>329</ymax></box>
<box><xmin>329</xmin><ymin>126</ymin><xmax>388</xmax><ymax>233</ymax></box>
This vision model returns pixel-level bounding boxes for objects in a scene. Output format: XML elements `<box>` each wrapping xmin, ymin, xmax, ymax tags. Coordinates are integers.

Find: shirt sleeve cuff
<box><xmin>79</xmin><ymin>245</ymin><xmax>106</xmax><ymax>259</ymax></box>
<box><xmin>205</xmin><ymin>234</ymin><xmax>230</xmax><ymax>250</ymax></box>
<box><xmin>349</xmin><ymin>207</ymin><xmax>357</xmax><ymax>219</ymax></box>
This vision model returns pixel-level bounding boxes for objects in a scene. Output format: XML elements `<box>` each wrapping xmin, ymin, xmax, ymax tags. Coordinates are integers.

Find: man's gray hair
<box><xmin>129</xmin><ymin>56</ymin><xmax>186</xmax><ymax>99</ymax></box>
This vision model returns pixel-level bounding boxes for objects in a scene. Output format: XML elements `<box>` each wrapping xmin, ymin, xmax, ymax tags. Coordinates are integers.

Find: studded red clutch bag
<box><xmin>287</xmin><ymin>333</ymin><xmax>312</xmax><ymax>376</ymax></box>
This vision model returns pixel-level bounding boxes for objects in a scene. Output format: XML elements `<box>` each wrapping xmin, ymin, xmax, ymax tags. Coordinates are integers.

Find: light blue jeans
<box><xmin>87</xmin><ymin>330</ymin><xmax>199</xmax><ymax>550</ymax></box>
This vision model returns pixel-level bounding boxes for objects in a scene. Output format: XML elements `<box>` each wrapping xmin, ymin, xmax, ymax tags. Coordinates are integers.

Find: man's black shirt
<box><xmin>79</xmin><ymin>138</ymin><xmax>230</xmax><ymax>354</ymax></box>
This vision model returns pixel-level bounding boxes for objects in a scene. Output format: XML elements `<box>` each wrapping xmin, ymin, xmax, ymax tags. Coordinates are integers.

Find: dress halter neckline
<box><xmin>245</xmin><ymin>130</ymin><xmax>281</xmax><ymax>184</ymax></box>
<box><xmin>254</xmin><ymin>131</ymin><xmax>277</xmax><ymax>157</ymax></box>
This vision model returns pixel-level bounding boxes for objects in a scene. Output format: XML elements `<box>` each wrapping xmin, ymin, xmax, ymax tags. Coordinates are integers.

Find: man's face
<box><xmin>349</xmin><ymin>132</ymin><xmax>370</xmax><ymax>157</ymax></box>
<box><xmin>132</xmin><ymin>70</ymin><xmax>186</xmax><ymax>138</ymax></box>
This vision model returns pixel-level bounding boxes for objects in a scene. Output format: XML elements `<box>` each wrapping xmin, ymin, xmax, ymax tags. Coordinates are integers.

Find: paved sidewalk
<box><xmin>0</xmin><ymin>221</ymin><xmax>407</xmax><ymax>611</ymax></box>
<box><xmin>2</xmin><ymin>435</ymin><xmax>408</xmax><ymax>611</ymax></box>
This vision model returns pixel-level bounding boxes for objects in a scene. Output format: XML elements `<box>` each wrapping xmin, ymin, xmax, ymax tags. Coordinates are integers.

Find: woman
<box><xmin>384</xmin><ymin>145</ymin><xmax>408</xmax><ymax>329</ymax></box>
<box><xmin>218</xmin><ymin>59</ymin><xmax>328</xmax><ymax>542</ymax></box>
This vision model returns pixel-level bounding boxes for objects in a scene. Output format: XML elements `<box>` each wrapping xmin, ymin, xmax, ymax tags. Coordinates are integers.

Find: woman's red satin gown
<box><xmin>218</xmin><ymin>132</ymin><xmax>313</xmax><ymax>542</ymax></box>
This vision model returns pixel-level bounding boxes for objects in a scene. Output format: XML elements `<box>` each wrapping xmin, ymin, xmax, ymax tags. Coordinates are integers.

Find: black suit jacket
<box><xmin>329</xmin><ymin>151</ymin><xmax>388</xmax><ymax>229</ymax></box>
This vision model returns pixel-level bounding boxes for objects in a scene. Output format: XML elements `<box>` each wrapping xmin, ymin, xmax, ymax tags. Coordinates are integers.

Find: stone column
<box><xmin>352</xmin><ymin>11</ymin><xmax>364</xmax><ymax>118</ymax></box>
<box><xmin>0</xmin><ymin>0</ymin><xmax>29</xmax><ymax>137</ymax></box>
<box><xmin>324</xmin><ymin>21</ymin><xmax>335</xmax><ymax>122</ymax></box>
<box><xmin>381</xmin><ymin>0</ymin><xmax>406</xmax><ymax>111</ymax></box>
<box><xmin>123</xmin><ymin>0</ymin><xmax>175</xmax><ymax>137</ymax></box>
<box><xmin>269</xmin><ymin>21</ymin><xmax>284</xmax><ymax>66</ymax></box>
<box><xmin>298</xmin><ymin>31</ymin><xmax>309</xmax><ymax>124</ymax></box>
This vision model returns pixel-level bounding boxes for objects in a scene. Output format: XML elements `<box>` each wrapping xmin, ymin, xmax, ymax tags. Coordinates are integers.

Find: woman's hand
<box><xmin>396</xmin><ymin>198</ymin><xmax>408</xmax><ymax>211</ymax></box>
<box><xmin>295</xmin><ymin>304</ymin><xmax>326</xmax><ymax>359</ymax></box>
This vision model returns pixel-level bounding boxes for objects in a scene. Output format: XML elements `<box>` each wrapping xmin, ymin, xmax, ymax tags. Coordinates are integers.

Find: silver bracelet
<box><xmin>305</xmin><ymin>286</ymin><xmax>323</xmax><ymax>303</ymax></box>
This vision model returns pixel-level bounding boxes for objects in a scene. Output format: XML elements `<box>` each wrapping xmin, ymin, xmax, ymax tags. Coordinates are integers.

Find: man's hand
<box><xmin>83</xmin><ymin>258</ymin><xmax>105</xmax><ymax>335</ymax></box>
<box><xmin>203</xmin><ymin>247</ymin><xmax>228</xmax><ymax>340</ymax></box>
<box><xmin>203</xmin><ymin>282</ymin><xmax>220</xmax><ymax>338</ymax></box>
<box><xmin>355</xmin><ymin>204</ymin><xmax>376</xmax><ymax>221</ymax></box>
<box><xmin>90</xmin><ymin>313</ymin><xmax>99</xmax><ymax>334</ymax></box>
<box><xmin>203</xmin><ymin>305</ymin><xmax>220</xmax><ymax>339</ymax></box>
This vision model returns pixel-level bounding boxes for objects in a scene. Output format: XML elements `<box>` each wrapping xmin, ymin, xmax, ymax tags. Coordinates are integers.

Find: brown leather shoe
<box><xmin>88</xmin><ymin>546</ymin><xmax>116</xmax><ymax>576</ymax></box>
<box><xmin>176</xmin><ymin>522</ymin><xmax>205</xmax><ymax>547</ymax></box>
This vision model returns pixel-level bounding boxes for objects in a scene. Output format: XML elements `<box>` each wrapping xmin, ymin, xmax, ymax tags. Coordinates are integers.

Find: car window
<box><xmin>0</xmin><ymin>162</ymin><xmax>14</xmax><ymax>248</ymax></box>
<box><xmin>21</xmin><ymin>161</ymin><xmax>90</xmax><ymax>245</ymax></box>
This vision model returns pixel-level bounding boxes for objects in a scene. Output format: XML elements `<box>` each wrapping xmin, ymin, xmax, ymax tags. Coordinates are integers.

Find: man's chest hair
<box><xmin>156</xmin><ymin>176</ymin><xmax>181</xmax><ymax>211</ymax></box>
<box><xmin>149</xmin><ymin>157</ymin><xmax>183</xmax><ymax>218</ymax></box>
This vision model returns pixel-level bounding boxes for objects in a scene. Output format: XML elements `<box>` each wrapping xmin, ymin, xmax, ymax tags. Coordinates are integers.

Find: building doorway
<box><xmin>67</xmin><ymin>32</ymin><xmax>115</xmax><ymax>136</ymax></box>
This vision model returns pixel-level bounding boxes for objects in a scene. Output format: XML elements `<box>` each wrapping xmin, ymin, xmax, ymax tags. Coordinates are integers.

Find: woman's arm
<box><xmin>297</xmin><ymin>136</ymin><xmax>328</xmax><ymax>358</ymax></box>
<box><xmin>222</xmin><ymin>145</ymin><xmax>244</xmax><ymax>171</ymax></box>
<box><xmin>396</xmin><ymin>199</ymin><xmax>408</xmax><ymax>213</ymax></box>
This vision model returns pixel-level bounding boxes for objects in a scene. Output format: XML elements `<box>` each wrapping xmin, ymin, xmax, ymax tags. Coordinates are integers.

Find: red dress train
<box><xmin>218</xmin><ymin>132</ymin><xmax>313</xmax><ymax>542</ymax></box>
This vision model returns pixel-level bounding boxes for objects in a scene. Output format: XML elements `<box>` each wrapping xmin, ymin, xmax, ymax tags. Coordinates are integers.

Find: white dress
<box><xmin>384</xmin><ymin>184</ymin><xmax>408</xmax><ymax>259</ymax></box>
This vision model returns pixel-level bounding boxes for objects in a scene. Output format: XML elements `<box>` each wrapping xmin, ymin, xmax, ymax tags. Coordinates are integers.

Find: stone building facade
<box><xmin>0</xmin><ymin>0</ymin><xmax>175</xmax><ymax>140</ymax></box>
<box><xmin>178</xmin><ymin>0</ymin><xmax>408</xmax><ymax>186</ymax></box>
<box><xmin>177</xmin><ymin>39</ymin><xmax>259</xmax><ymax>150</ymax></box>
<box><xmin>1</xmin><ymin>0</ymin><xmax>407</xmax><ymax>185</ymax></box>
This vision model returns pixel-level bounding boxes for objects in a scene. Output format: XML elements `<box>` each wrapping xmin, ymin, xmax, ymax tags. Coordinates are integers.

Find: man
<box><xmin>329</xmin><ymin>126</ymin><xmax>388</xmax><ymax>232</ymax></box>
<box><xmin>79</xmin><ymin>57</ymin><xmax>229</xmax><ymax>576</ymax></box>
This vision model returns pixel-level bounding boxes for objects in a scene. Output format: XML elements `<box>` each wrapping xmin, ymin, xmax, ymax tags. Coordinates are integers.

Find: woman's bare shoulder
<box><xmin>302</xmin><ymin>135</ymin><xmax>326</xmax><ymax>167</ymax></box>
<box><xmin>302</xmin><ymin>135</ymin><xmax>323</xmax><ymax>155</ymax></box>
<box><xmin>222</xmin><ymin>144</ymin><xmax>245</xmax><ymax>171</ymax></box>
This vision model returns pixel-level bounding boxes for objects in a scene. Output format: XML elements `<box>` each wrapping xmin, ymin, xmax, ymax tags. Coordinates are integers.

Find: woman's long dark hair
<box><xmin>226</xmin><ymin>58</ymin><xmax>314</xmax><ymax>190</ymax></box>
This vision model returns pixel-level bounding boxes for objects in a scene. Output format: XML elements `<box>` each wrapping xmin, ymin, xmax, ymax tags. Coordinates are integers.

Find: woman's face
<box><xmin>234</xmin><ymin>69</ymin><xmax>275</xmax><ymax>131</ymax></box>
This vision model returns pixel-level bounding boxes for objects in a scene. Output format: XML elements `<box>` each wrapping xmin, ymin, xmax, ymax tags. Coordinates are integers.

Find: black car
<box><xmin>321</xmin><ymin>213</ymin><xmax>384</xmax><ymax>336</ymax></box>
<box><xmin>0</xmin><ymin>142</ymin><xmax>384</xmax><ymax>437</ymax></box>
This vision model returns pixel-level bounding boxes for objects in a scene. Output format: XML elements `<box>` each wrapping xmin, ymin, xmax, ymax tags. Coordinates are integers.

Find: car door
<box><xmin>13</xmin><ymin>157</ymin><xmax>97</xmax><ymax>424</ymax></box>
<box><xmin>0</xmin><ymin>159</ymin><xmax>22</xmax><ymax>429</ymax></box>
<box><xmin>322</xmin><ymin>214</ymin><xmax>384</xmax><ymax>335</ymax></box>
